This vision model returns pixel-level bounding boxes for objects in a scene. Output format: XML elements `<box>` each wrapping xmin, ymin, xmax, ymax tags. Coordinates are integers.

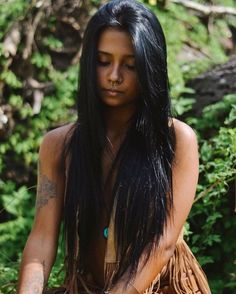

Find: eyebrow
<box><xmin>98</xmin><ymin>50</ymin><xmax>135</xmax><ymax>58</ymax></box>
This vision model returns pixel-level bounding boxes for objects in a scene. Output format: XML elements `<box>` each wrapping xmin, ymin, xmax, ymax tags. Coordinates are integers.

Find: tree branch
<box><xmin>3</xmin><ymin>23</ymin><xmax>21</xmax><ymax>58</ymax></box>
<box><xmin>194</xmin><ymin>175</ymin><xmax>236</xmax><ymax>204</ymax></box>
<box><xmin>172</xmin><ymin>0</ymin><xmax>236</xmax><ymax>17</ymax></box>
<box><xmin>22</xmin><ymin>0</ymin><xmax>51</xmax><ymax>60</ymax></box>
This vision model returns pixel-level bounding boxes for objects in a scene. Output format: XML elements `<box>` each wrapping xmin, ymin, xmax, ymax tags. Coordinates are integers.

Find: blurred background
<box><xmin>0</xmin><ymin>0</ymin><xmax>235</xmax><ymax>293</ymax></box>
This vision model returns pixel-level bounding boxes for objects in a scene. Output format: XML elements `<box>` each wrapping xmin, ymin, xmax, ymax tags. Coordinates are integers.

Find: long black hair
<box><xmin>64</xmin><ymin>0</ymin><xmax>176</xmax><ymax>289</ymax></box>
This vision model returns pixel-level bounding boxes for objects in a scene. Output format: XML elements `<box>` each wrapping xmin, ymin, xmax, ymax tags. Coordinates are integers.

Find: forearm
<box><xmin>130</xmin><ymin>246</ymin><xmax>174</xmax><ymax>293</ymax></box>
<box><xmin>17</xmin><ymin>261</ymin><xmax>45</xmax><ymax>294</ymax></box>
<box><xmin>17</xmin><ymin>234</ymin><xmax>57</xmax><ymax>293</ymax></box>
<box><xmin>111</xmin><ymin>244</ymin><xmax>174</xmax><ymax>294</ymax></box>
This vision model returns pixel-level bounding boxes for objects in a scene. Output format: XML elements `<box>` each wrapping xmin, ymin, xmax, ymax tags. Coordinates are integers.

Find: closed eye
<box><xmin>125</xmin><ymin>64</ymin><xmax>135</xmax><ymax>70</ymax></box>
<box><xmin>97</xmin><ymin>60</ymin><xmax>110</xmax><ymax>66</ymax></box>
<box><xmin>97</xmin><ymin>60</ymin><xmax>135</xmax><ymax>71</ymax></box>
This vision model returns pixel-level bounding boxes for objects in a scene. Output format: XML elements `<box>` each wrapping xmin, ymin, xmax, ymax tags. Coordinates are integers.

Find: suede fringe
<box><xmin>143</xmin><ymin>240</ymin><xmax>211</xmax><ymax>294</ymax></box>
<box><xmin>48</xmin><ymin>238</ymin><xmax>211</xmax><ymax>293</ymax></box>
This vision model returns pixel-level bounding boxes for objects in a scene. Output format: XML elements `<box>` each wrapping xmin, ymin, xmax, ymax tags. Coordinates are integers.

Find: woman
<box><xmin>18</xmin><ymin>0</ymin><xmax>211</xmax><ymax>293</ymax></box>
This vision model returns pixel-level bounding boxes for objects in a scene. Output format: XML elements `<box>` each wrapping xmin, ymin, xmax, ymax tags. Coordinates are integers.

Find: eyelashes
<box><xmin>97</xmin><ymin>60</ymin><xmax>136</xmax><ymax>70</ymax></box>
<box><xmin>97</xmin><ymin>60</ymin><xmax>110</xmax><ymax>66</ymax></box>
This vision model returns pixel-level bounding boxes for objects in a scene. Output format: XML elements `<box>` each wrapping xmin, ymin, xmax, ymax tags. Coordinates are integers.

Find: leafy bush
<box><xmin>0</xmin><ymin>1</ymin><xmax>235</xmax><ymax>293</ymax></box>
<box><xmin>186</xmin><ymin>94</ymin><xmax>236</xmax><ymax>292</ymax></box>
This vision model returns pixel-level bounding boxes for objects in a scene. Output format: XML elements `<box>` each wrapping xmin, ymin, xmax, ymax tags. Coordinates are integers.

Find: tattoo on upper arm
<box><xmin>36</xmin><ymin>160</ymin><xmax>57</xmax><ymax>210</ymax></box>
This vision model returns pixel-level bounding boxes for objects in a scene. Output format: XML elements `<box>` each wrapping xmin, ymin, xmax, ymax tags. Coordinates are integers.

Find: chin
<box><xmin>101</xmin><ymin>97</ymin><xmax>124</xmax><ymax>107</ymax></box>
<box><xmin>100</xmin><ymin>93</ymin><xmax>138</xmax><ymax>109</ymax></box>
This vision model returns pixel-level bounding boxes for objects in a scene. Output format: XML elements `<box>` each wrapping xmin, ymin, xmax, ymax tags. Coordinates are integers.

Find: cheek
<box><xmin>127</xmin><ymin>75</ymin><xmax>140</xmax><ymax>95</ymax></box>
<box><xmin>96</xmin><ymin>68</ymin><xmax>105</xmax><ymax>86</ymax></box>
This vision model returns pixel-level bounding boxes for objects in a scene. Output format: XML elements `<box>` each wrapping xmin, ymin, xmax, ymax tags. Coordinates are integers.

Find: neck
<box><xmin>103</xmin><ymin>104</ymin><xmax>136</xmax><ymax>142</ymax></box>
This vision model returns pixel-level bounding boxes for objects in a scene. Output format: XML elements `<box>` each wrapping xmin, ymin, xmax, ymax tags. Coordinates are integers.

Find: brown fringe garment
<box><xmin>44</xmin><ymin>238</ymin><xmax>211</xmax><ymax>294</ymax></box>
<box><xmin>143</xmin><ymin>239</ymin><xmax>211</xmax><ymax>294</ymax></box>
<box><xmin>45</xmin><ymin>202</ymin><xmax>211</xmax><ymax>294</ymax></box>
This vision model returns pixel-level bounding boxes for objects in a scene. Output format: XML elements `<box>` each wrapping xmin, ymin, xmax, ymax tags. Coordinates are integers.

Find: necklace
<box><xmin>103</xmin><ymin>226</ymin><xmax>109</xmax><ymax>239</ymax></box>
<box><xmin>102</xmin><ymin>135</ymin><xmax>117</xmax><ymax>239</ymax></box>
<box><xmin>102</xmin><ymin>197</ymin><xmax>111</xmax><ymax>240</ymax></box>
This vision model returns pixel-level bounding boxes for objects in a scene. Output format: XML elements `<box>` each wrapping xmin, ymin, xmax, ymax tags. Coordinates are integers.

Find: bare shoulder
<box><xmin>172</xmin><ymin>118</ymin><xmax>198</xmax><ymax>161</ymax></box>
<box><xmin>42</xmin><ymin>122</ymin><xmax>74</xmax><ymax>144</ymax></box>
<box><xmin>173</xmin><ymin>118</ymin><xmax>197</xmax><ymax>147</ymax></box>
<box><xmin>39</xmin><ymin>122</ymin><xmax>75</xmax><ymax>165</ymax></box>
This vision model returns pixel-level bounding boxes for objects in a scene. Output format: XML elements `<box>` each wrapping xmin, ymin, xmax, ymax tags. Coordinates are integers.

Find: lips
<box><xmin>103</xmin><ymin>88</ymin><xmax>123</xmax><ymax>96</ymax></box>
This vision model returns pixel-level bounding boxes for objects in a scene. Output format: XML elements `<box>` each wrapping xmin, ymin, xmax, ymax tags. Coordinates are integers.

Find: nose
<box><xmin>108</xmin><ymin>64</ymin><xmax>123</xmax><ymax>84</ymax></box>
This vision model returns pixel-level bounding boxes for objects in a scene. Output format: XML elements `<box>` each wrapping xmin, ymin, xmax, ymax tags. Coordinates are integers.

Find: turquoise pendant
<box><xmin>103</xmin><ymin>227</ymin><xmax>108</xmax><ymax>239</ymax></box>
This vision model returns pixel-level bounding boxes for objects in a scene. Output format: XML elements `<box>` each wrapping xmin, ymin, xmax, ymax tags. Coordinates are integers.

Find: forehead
<box><xmin>97</xmin><ymin>28</ymin><xmax>134</xmax><ymax>56</ymax></box>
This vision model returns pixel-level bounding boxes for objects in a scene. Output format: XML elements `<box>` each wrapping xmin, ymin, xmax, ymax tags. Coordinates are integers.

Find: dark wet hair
<box><xmin>64</xmin><ymin>0</ymin><xmax>175</xmax><ymax>290</ymax></box>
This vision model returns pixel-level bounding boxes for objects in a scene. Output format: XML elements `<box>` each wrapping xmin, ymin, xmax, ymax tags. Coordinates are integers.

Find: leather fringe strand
<box><xmin>144</xmin><ymin>240</ymin><xmax>211</xmax><ymax>294</ymax></box>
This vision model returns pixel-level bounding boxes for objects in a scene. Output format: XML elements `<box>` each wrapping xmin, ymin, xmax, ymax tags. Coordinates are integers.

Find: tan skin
<box><xmin>18</xmin><ymin>28</ymin><xmax>199</xmax><ymax>294</ymax></box>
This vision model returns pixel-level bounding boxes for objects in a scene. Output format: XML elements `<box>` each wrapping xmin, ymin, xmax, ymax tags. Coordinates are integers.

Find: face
<box><xmin>96</xmin><ymin>28</ymin><xmax>140</xmax><ymax>108</ymax></box>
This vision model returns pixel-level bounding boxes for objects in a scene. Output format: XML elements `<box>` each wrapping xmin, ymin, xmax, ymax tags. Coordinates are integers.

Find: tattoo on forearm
<box><xmin>23</xmin><ymin>270</ymin><xmax>44</xmax><ymax>294</ymax></box>
<box><xmin>36</xmin><ymin>160</ymin><xmax>57</xmax><ymax>209</ymax></box>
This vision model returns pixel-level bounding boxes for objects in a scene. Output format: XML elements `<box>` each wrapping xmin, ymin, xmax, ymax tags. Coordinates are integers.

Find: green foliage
<box><xmin>43</xmin><ymin>36</ymin><xmax>64</xmax><ymax>50</ymax></box>
<box><xmin>1</xmin><ymin>70</ymin><xmax>22</xmax><ymax>88</ymax></box>
<box><xmin>31</xmin><ymin>52</ymin><xmax>52</xmax><ymax>69</ymax></box>
<box><xmin>0</xmin><ymin>2</ymin><xmax>78</xmax><ymax>291</ymax></box>
<box><xmin>186</xmin><ymin>94</ymin><xmax>236</xmax><ymax>292</ymax></box>
<box><xmin>0</xmin><ymin>1</ymin><xmax>236</xmax><ymax>293</ymax></box>
<box><xmin>147</xmin><ymin>0</ymin><xmax>228</xmax><ymax>97</ymax></box>
<box><xmin>0</xmin><ymin>0</ymin><xmax>28</xmax><ymax>38</ymax></box>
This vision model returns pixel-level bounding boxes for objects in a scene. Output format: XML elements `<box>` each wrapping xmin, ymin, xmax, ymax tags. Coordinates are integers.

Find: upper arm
<box><xmin>162</xmin><ymin>119</ymin><xmax>199</xmax><ymax>249</ymax></box>
<box><xmin>18</xmin><ymin>125</ymin><xmax>73</xmax><ymax>287</ymax></box>
<box><xmin>31</xmin><ymin>125</ymin><xmax>71</xmax><ymax>242</ymax></box>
